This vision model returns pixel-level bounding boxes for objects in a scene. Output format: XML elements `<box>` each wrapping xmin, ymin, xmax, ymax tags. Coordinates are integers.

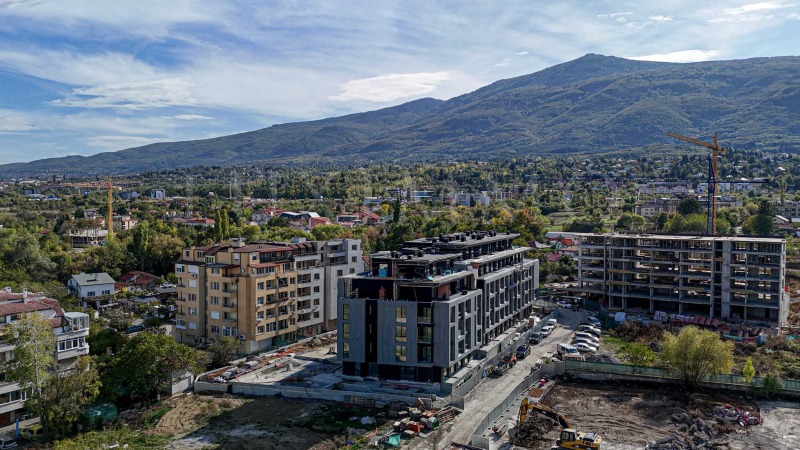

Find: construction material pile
<box><xmin>509</xmin><ymin>415</ymin><xmax>555</xmax><ymax>448</ymax></box>
<box><xmin>646</xmin><ymin>408</ymin><xmax>763</xmax><ymax>450</ymax></box>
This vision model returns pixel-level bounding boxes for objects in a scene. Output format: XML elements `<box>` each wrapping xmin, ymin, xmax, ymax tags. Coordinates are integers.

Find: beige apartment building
<box><xmin>175</xmin><ymin>237</ymin><xmax>362</xmax><ymax>353</ymax></box>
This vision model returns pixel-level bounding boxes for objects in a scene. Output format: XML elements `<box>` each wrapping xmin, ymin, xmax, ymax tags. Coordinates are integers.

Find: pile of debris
<box><xmin>647</xmin><ymin>407</ymin><xmax>763</xmax><ymax>450</ymax></box>
<box><xmin>713</xmin><ymin>405</ymin><xmax>762</xmax><ymax>427</ymax></box>
<box><xmin>386</xmin><ymin>402</ymin><xmax>459</xmax><ymax>440</ymax></box>
<box><xmin>509</xmin><ymin>415</ymin><xmax>555</xmax><ymax>448</ymax></box>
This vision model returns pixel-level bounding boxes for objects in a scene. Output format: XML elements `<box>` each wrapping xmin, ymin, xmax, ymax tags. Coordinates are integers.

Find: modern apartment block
<box><xmin>175</xmin><ymin>237</ymin><xmax>361</xmax><ymax>352</ymax></box>
<box><xmin>338</xmin><ymin>231</ymin><xmax>539</xmax><ymax>382</ymax></box>
<box><xmin>0</xmin><ymin>288</ymin><xmax>90</xmax><ymax>427</ymax></box>
<box><xmin>573</xmin><ymin>233</ymin><xmax>788</xmax><ymax>324</ymax></box>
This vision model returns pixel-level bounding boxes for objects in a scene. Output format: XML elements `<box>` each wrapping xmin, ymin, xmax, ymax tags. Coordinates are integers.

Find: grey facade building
<box><xmin>338</xmin><ymin>231</ymin><xmax>539</xmax><ymax>382</ymax></box>
<box><xmin>572</xmin><ymin>233</ymin><xmax>788</xmax><ymax>325</ymax></box>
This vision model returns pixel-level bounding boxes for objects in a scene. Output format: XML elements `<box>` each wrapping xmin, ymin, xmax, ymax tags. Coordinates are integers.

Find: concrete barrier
<box><xmin>194</xmin><ymin>381</ymin><xmax>231</xmax><ymax>394</ymax></box>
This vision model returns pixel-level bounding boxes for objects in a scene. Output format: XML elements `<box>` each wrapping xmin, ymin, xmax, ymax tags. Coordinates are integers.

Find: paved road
<box><xmin>421</xmin><ymin>309</ymin><xmax>586</xmax><ymax>449</ymax></box>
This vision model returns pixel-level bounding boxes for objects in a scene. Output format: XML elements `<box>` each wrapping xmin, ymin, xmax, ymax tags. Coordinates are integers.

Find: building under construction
<box><xmin>572</xmin><ymin>233</ymin><xmax>788</xmax><ymax>325</ymax></box>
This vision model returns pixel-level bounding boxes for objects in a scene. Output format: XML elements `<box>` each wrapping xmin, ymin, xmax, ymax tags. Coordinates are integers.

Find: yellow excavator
<box><xmin>517</xmin><ymin>397</ymin><xmax>605</xmax><ymax>450</ymax></box>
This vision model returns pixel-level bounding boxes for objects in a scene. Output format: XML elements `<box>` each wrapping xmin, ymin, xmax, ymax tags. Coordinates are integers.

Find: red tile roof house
<box><xmin>117</xmin><ymin>270</ymin><xmax>160</xmax><ymax>291</ymax></box>
<box><xmin>185</xmin><ymin>218</ymin><xmax>216</xmax><ymax>228</ymax></box>
<box><xmin>0</xmin><ymin>287</ymin><xmax>90</xmax><ymax>428</ymax></box>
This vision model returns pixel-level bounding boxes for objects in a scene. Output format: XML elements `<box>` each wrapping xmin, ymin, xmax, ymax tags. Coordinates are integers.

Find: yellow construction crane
<box><xmin>667</xmin><ymin>132</ymin><xmax>726</xmax><ymax>235</ymax></box>
<box><xmin>58</xmin><ymin>180</ymin><xmax>118</xmax><ymax>241</ymax></box>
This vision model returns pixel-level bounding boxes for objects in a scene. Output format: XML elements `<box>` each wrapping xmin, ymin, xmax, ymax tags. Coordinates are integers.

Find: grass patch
<box><xmin>302</xmin><ymin>405</ymin><xmax>376</xmax><ymax>434</ymax></box>
<box><xmin>602</xmin><ymin>335</ymin><xmax>627</xmax><ymax>353</ymax></box>
<box><xmin>142</xmin><ymin>405</ymin><xmax>172</xmax><ymax>429</ymax></box>
<box><xmin>53</xmin><ymin>428</ymin><xmax>169</xmax><ymax>450</ymax></box>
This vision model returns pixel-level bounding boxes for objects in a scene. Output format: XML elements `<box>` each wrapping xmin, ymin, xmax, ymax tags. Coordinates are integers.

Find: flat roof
<box><xmin>571</xmin><ymin>233</ymin><xmax>785</xmax><ymax>244</ymax></box>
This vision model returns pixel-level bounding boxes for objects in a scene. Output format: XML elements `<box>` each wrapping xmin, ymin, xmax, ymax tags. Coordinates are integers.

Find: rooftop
<box><xmin>572</xmin><ymin>232</ymin><xmax>785</xmax><ymax>244</ymax></box>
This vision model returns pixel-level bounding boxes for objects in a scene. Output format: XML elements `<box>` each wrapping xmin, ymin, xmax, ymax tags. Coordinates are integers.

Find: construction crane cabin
<box><xmin>666</xmin><ymin>132</ymin><xmax>725</xmax><ymax>236</ymax></box>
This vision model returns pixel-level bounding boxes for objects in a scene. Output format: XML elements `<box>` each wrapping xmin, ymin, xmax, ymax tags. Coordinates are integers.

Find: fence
<box><xmin>565</xmin><ymin>360</ymin><xmax>800</xmax><ymax>393</ymax></box>
<box><xmin>470</xmin><ymin>368</ymin><xmax>542</xmax><ymax>448</ymax></box>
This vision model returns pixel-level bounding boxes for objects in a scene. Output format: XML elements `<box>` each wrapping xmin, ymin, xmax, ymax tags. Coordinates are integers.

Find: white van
<box><xmin>557</xmin><ymin>343</ymin><xmax>583</xmax><ymax>360</ymax></box>
<box><xmin>547</xmin><ymin>318</ymin><xmax>558</xmax><ymax>328</ymax></box>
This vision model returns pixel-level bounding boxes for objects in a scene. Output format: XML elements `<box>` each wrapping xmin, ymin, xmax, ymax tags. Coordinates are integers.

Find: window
<box><xmin>342</xmin><ymin>323</ymin><xmax>350</xmax><ymax>339</ymax></box>
<box><xmin>395</xmin><ymin>326</ymin><xmax>406</xmax><ymax>343</ymax></box>
<box><xmin>266</xmin><ymin>322</ymin><xmax>277</xmax><ymax>332</ymax></box>
<box><xmin>87</xmin><ymin>291</ymin><xmax>95</xmax><ymax>297</ymax></box>
<box><xmin>314</xmin><ymin>273</ymin><xmax>320</xmax><ymax>280</ymax></box>
<box><xmin>313</xmin><ymin>311</ymin><xmax>320</xmax><ymax>318</ymax></box>
<box><xmin>342</xmin><ymin>342</ymin><xmax>350</xmax><ymax>358</ymax></box>
<box><xmin>337</xmin><ymin>270</ymin><xmax>343</xmax><ymax>277</ymax></box>
<box><xmin>342</xmin><ymin>304</ymin><xmax>350</xmax><ymax>320</ymax></box>
<box><xmin>176</xmin><ymin>319</ymin><xmax>186</xmax><ymax>328</ymax></box>
<box><xmin>188</xmin><ymin>293</ymin><xmax>197</xmax><ymax>301</ymax></box>
<box><xmin>188</xmin><ymin>280</ymin><xmax>197</xmax><ymax>288</ymax></box>
<box><xmin>211</xmin><ymin>296</ymin><xmax>219</xmax><ymax>305</ymax></box>
<box><xmin>350</xmin><ymin>268</ymin><xmax>356</xmax><ymax>274</ymax></box>
<box><xmin>257</xmin><ymin>282</ymin><xmax>265</xmax><ymax>290</ymax></box>
<box><xmin>257</xmin><ymin>296</ymin><xmax>265</xmax><ymax>305</ymax></box>
<box><xmin>211</xmin><ymin>281</ymin><xmax>220</xmax><ymax>290</ymax></box>
<box><xmin>251</xmin><ymin>253</ymin><xmax>258</xmax><ymax>261</ymax></box>
<box><xmin>57</xmin><ymin>337</ymin><xmax>86</xmax><ymax>351</ymax></box>
<box><xmin>284</xmin><ymin>263</ymin><xmax>292</xmax><ymax>271</ymax></box>
<box><xmin>396</xmin><ymin>306</ymin><xmax>407</xmax><ymax>322</ymax></box>
<box><xmin>222</xmin><ymin>326</ymin><xmax>237</xmax><ymax>337</ymax></box>
<box><xmin>313</xmin><ymin>286</ymin><xmax>320</xmax><ymax>293</ymax></box>
<box><xmin>210</xmin><ymin>311</ymin><xmax>219</xmax><ymax>319</ymax></box>
<box><xmin>102</xmin><ymin>290</ymin><xmax>111</xmax><ymax>295</ymax></box>
<box><xmin>233</xmin><ymin>254</ymin><xmax>239</xmax><ymax>261</ymax></box>
<box><xmin>352</xmin><ymin>244</ymin><xmax>358</xmax><ymax>250</ymax></box>
<box><xmin>395</xmin><ymin>345</ymin><xmax>406</xmax><ymax>362</ymax></box>
<box><xmin>176</xmin><ymin>264</ymin><xmax>185</xmax><ymax>273</ymax></box>
<box><xmin>211</xmin><ymin>268</ymin><xmax>220</xmax><ymax>275</ymax></box>
<box><xmin>258</xmin><ymin>311</ymin><xmax>265</xmax><ymax>319</ymax></box>
<box><xmin>257</xmin><ymin>325</ymin><xmax>265</xmax><ymax>334</ymax></box>
<box><xmin>313</xmin><ymin>299</ymin><xmax>320</xmax><ymax>306</ymax></box>
<box><xmin>211</xmin><ymin>325</ymin><xmax>219</xmax><ymax>333</ymax></box>
<box><xmin>188</xmin><ymin>322</ymin><xmax>197</xmax><ymax>330</ymax></box>
<box><xmin>189</xmin><ymin>307</ymin><xmax>197</xmax><ymax>316</ymax></box>
<box><xmin>352</xmin><ymin>256</ymin><xmax>357</xmax><ymax>263</ymax></box>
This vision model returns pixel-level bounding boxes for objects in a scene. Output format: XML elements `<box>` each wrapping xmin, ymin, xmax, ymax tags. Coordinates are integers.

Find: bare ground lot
<box><xmin>512</xmin><ymin>381</ymin><xmax>800</xmax><ymax>450</ymax></box>
<box><xmin>155</xmin><ymin>394</ymin><xmax>389</xmax><ymax>450</ymax></box>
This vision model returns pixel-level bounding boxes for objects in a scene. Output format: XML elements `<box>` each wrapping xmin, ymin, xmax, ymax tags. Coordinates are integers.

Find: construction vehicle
<box><xmin>517</xmin><ymin>397</ymin><xmax>604</xmax><ymax>450</ymax></box>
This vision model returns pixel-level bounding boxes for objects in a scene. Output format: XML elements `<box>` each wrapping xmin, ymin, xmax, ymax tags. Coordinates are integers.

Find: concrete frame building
<box><xmin>338</xmin><ymin>231</ymin><xmax>539</xmax><ymax>382</ymax></box>
<box><xmin>175</xmin><ymin>237</ymin><xmax>361</xmax><ymax>352</ymax></box>
<box><xmin>572</xmin><ymin>233</ymin><xmax>788</xmax><ymax>325</ymax></box>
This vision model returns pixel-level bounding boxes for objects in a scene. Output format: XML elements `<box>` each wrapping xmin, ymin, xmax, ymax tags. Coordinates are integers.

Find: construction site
<box><xmin>506</xmin><ymin>381</ymin><xmax>799</xmax><ymax>450</ymax></box>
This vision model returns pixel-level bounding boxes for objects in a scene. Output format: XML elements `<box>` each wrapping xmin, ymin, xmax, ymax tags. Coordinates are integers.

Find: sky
<box><xmin>0</xmin><ymin>1</ymin><xmax>798</xmax><ymax>164</ymax></box>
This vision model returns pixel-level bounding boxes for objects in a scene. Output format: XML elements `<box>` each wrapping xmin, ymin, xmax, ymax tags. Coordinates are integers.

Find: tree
<box><xmin>393</xmin><ymin>196</ymin><xmax>401</xmax><ymax>223</ymax></box>
<box><xmin>3</xmin><ymin>312</ymin><xmax>58</xmax><ymax>419</ymax></box>
<box><xmin>778</xmin><ymin>177</ymin><xmax>788</xmax><ymax>207</ymax></box>
<box><xmin>621</xmin><ymin>342</ymin><xmax>656</xmax><ymax>367</ymax></box>
<box><xmin>742</xmin><ymin>356</ymin><xmax>756</xmax><ymax>384</ymax></box>
<box><xmin>208</xmin><ymin>337</ymin><xmax>240</xmax><ymax>368</ymax></box>
<box><xmin>661</xmin><ymin>326</ymin><xmax>734</xmax><ymax>388</ymax></box>
<box><xmin>42</xmin><ymin>356</ymin><xmax>101</xmax><ymax>438</ymax></box>
<box><xmin>130</xmin><ymin>221</ymin><xmax>152</xmax><ymax>271</ymax></box>
<box><xmin>108</xmin><ymin>332</ymin><xmax>204</xmax><ymax>401</ymax></box>
<box><xmin>677</xmin><ymin>198</ymin><xmax>702</xmax><ymax>216</ymax></box>
<box><xmin>742</xmin><ymin>214</ymin><xmax>774</xmax><ymax>236</ymax></box>
<box><xmin>614</xmin><ymin>213</ymin><xmax>646</xmax><ymax>232</ymax></box>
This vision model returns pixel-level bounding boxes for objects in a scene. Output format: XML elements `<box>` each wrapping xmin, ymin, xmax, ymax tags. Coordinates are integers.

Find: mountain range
<box><xmin>2</xmin><ymin>53</ymin><xmax>799</xmax><ymax>177</ymax></box>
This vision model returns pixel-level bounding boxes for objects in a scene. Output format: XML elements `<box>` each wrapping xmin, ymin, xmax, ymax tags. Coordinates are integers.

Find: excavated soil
<box><xmin>512</xmin><ymin>382</ymin><xmax>800</xmax><ymax>450</ymax></box>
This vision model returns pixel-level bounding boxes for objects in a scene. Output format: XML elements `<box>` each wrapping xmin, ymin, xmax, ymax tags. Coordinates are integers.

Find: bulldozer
<box><xmin>517</xmin><ymin>397</ymin><xmax>604</xmax><ymax>450</ymax></box>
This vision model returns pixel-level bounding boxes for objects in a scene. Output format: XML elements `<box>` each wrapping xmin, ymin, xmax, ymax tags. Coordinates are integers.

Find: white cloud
<box><xmin>710</xmin><ymin>1</ymin><xmax>791</xmax><ymax>22</ymax></box>
<box><xmin>0</xmin><ymin>112</ymin><xmax>38</xmax><ymax>133</ymax></box>
<box><xmin>330</xmin><ymin>72</ymin><xmax>452</xmax><ymax>102</ymax></box>
<box><xmin>649</xmin><ymin>15</ymin><xmax>673</xmax><ymax>22</ymax></box>
<box><xmin>789</xmin><ymin>12</ymin><xmax>800</xmax><ymax>18</ymax></box>
<box><xmin>51</xmin><ymin>79</ymin><xmax>196</xmax><ymax>110</ymax></box>
<box><xmin>516</xmin><ymin>51</ymin><xmax>529</xmax><ymax>55</ymax></box>
<box><xmin>722</xmin><ymin>2</ymin><xmax>787</xmax><ymax>15</ymax></box>
<box><xmin>629</xmin><ymin>49</ymin><xmax>720</xmax><ymax>63</ymax></box>
<box><xmin>597</xmin><ymin>12</ymin><xmax>633</xmax><ymax>19</ymax></box>
<box><xmin>86</xmin><ymin>135</ymin><xmax>161</xmax><ymax>150</ymax></box>
<box><xmin>171</xmin><ymin>114</ymin><xmax>214</xmax><ymax>121</ymax></box>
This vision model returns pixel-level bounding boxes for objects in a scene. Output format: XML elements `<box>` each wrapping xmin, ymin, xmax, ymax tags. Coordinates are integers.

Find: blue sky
<box><xmin>0</xmin><ymin>1</ymin><xmax>798</xmax><ymax>164</ymax></box>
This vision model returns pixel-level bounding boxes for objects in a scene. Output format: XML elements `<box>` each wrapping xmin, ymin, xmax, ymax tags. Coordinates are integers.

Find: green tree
<box><xmin>742</xmin><ymin>356</ymin><xmax>756</xmax><ymax>384</ymax></box>
<box><xmin>130</xmin><ymin>221</ymin><xmax>152</xmax><ymax>271</ymax></box>
<box><xmin>310</xmin><ymin>224</ymin><xmax>347</xmax><ymax>241</ymax></box>
<box><xmin>742</xmin><ymin>214</ymin><xmax>774</xmax><ymax>236</ymax></box>
<box><xmin>661</xmin><ymin>326</ymin><xmax>734</xmax><ymax>388</ymax></box>
<box><xmin>614</xmin><ymin>213</ymin><xmax>646</xmax><ymax>232</ymax></box>
<box><xmin>393</xmin><ymin>196</ymin><xmax>401</xmax><ymax>223</ymax></box>
<box><xmin>108</xmin><ymin>333</ymin><xmax>204</xmax><ymax>401</ymax></box>
<box><xmin>677</xmin><ymin>198</ymin><xmax>702</xmax><ymax>216</ymax></box>
<box><xmin>42</xmin><ymin>356</ymin><xmax>101</xmax><ymax>438</ymax></box>
<box><xmin>3</xmin><ymin>312</ymin><xmax>58</xmax><ymax>419</ymax></box>
<box><xmin>621</xmin><ymin>342</ymin><xmax>656</xmax><ymax>367</ymax></box>
<box><xmin>208</xmin><ymin>336</ymin><xmax>240</xmax><ymax>368</ymax></box>
<box><xmin>778</xmin><ymin>177</ymin><xmax>788</xmax><ymax>207</ymax></box>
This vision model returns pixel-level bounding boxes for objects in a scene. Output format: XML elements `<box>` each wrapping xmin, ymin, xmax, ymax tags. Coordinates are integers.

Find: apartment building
<box><xmin>338</xmin><ymin>231</ymin><xmax>539</xmax><ymax>382</ymax></box>
<box><xmin>175</xmin><ymin>237</ymin><xmax>361</xmax><ymax>352</ymax></box>
<box><xmin>573</xmin><ymin>233</ymin><xmax>788</xmax><ymax>325</ymax></box>
<box><xmin>634</xmin><ymin>198</ymin><xmax>680</xmax><ymax>219</ymax></box>
<box><xmin>0</xmin><ymin>288</ymin><xmax>90</xmax><ymax>427</ymax></box>
<box><xmin>776</xmin><ymin>200</ymin><xmax>800</xmax><ymax>219</ymax></box>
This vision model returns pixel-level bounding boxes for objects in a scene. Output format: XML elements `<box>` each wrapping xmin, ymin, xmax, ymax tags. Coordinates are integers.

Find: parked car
<box><xmin>126</xmin><ymin>324</ymin><xmax>145</xmax><ymax>334</ymax></box>
<box><xmin>585</xmin><ymin>316</ymin><xmax>602</xmax><ymax>327</ymax></box>
<box><xmin>547</xmin><ymin>318</ymin><xmax>558</xmax><ymax>328</ymax></box>
<box><xmin>556</xmin><ymin>300</ymin><xmax>573</xmax><ymax>309</ymax></box>
<box><xmin>574</xmin><ymin>332</ymin><xmax>601</xmax><ymax>346</ymax></box>
<box><xmin>0</xmin><ymin>436</ymin><xmax>17</xmax><ymax>449</ymax></box>
<box><xmin>578</xmin><ymin>324</ymin><xmax>601</xmax><ymax>336</ymax></box>
<box><xmin>516</xmin><ymin>345</ymin><xmax>531</xmax><ymax>359</ymax></box>
<box><xmin>556</xmin><ymin>343</ymin><xmax>583</xmax><ymax>360</ymax></box>
<box><xmin>502</xmin><ymin>353</ymin><xmax>517</xmax><ymax>366</ymax></box>
<box><xmin>529</xmin><ymin>332</ymin><xmax>542</xmax><ymax>345</ymax></box>
<box><xmin>573</xmin><ymin>341</ymin><xmax>598</xmax><ymax>353</ymax></box>
<box><xmin>20</xmin><ymin>424</ymin><xmax>43</xmax><ymax>440</ymax></box>
<box><xmin>540</xmin><ymin>325</ymin><xmax>554</xmax><ymax>337</ymax></box>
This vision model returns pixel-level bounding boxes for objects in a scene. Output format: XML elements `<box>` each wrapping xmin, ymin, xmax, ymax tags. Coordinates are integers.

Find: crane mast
<box><xmin>666</xmin><ymin>132</ymin><xmax>726</xmax><ymax>235</ymax></box>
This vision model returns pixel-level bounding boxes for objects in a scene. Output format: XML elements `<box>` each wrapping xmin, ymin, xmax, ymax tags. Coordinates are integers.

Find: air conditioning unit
<box><xmin>256</xmin><ymin>318</ymin><xmax>262</xmax><ymax>323</ymax></box>
<box><xmin>238</xmin><ymin>334</ymin><xmax>246</xmax><ymax>341</ymax></box>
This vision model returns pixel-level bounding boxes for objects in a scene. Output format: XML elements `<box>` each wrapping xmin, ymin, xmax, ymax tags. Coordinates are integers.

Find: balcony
<box><xmin>418</xmin><ymin>335</ymin><xmax>433</xmax><ymax>344</ymax></box>
<box><xmin>417</xmin><ymin>315</ymin><xmax>433</xmax><ymax>324</ymax></box>
<box><xmin>222</xmin><ymin>302</ymin><xmax>237</xmax><ymax>309</ymax></box>
<box><xmin>223</xmin><ymin>286</ymin><xmax>238</xmax><ymax>293</ymax></box>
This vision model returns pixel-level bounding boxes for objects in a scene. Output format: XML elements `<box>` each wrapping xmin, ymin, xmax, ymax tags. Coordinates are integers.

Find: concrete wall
<box><xmin>229</xmin><ymin>383</ymin><xmax>425</xmax><ymax>406</ymax></box>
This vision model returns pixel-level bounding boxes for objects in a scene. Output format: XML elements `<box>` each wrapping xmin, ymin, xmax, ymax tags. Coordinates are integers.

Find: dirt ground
<box><xmin>512</xmin><ymin>381</ymin><xmax>800</xmax><ymax>450</ymax></box>
<box><xmin>153</xmin><ymin>394</ymin><xmax>387</xmax><ymax>450</ymax></box>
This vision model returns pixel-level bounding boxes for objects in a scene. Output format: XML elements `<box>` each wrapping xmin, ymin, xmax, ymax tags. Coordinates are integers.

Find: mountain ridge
<box><xmin>2</xmin><ymin>54</ymin><xmax>799</xmax><ymax>177</ymax></box>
